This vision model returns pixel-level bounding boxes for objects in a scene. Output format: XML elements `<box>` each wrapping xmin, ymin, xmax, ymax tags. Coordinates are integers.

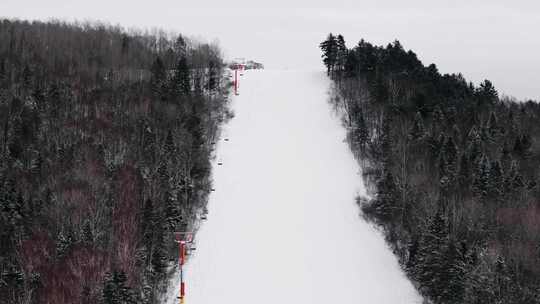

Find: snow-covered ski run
<box><xmin>163</xmin><ymin>69</ymin><xmax>422</xmax><ymax>304</ymax></box>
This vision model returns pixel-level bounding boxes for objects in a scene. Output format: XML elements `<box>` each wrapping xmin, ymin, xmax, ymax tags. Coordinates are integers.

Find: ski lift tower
<box><xmin>232</xmin><ymin>62</ymin><xmax>245</xmax><ymax>96</ymax></box>
<box><xmin>174</xmin><ymin>231</ymin><xmax>194</xmax><ymax>304</ymax></box>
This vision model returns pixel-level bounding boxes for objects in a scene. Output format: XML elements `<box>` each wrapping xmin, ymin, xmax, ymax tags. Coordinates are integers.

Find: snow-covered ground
<box><xmin>164</xmin><ymin>69</ymin><xmax>421</xmax><ymax>304</ymax></box>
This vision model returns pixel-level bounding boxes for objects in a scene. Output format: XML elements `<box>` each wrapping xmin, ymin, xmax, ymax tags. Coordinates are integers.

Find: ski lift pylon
<box><xmin>174</xmin><ymin>231</ymin><xmax>194</xmax><ymax>244</ymax></box>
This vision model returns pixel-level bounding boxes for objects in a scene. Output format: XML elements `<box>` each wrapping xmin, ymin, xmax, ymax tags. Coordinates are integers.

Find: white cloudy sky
<box><xmin>1</xmin><ymin>0</ymin><xmax>539</xmax><ymax>100</ymax></box>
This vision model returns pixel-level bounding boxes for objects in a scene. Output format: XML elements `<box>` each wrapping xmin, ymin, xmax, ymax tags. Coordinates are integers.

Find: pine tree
<box><xmin>164</xmin><ymin>190</ymin><xmax>180</xmax><ymax>230</ymax></box>
<box><xmin>150</xmin><ymin>57</ymin><xmax>166</xmax><ymax>98</ymax></box>
<box><xmin>56</xmin><ymin>229</ymin><xmax>73</xmax><ymax>259</ymax></box>
<box><xmin>319</xmin><ymin>33</ymin><xmax>338</xmax><ymax>75</ymax></box>
<box><xmin>121</xmin><ymin>34</ymin><xmax>130</xmax><ymax>55</ymax></box>
<box><xmin>164</xmin><ymin>129</ymin><xmax>175</xmax><ymax>157</ymax></box>
<box><xmin>140</xmin><ymin>198</ymin><xmax>157</xmax><ymax>266</ymax></box>
<box><xmin>451</xmin><ymin>124</ymin><xmax>461</xmax><ymax>145</ymax></box>
<box><xmin>142</xmin><ymin>121</ymin><xmax>155</xmax><ymax>166</ymax></box>
<box><xmin>406</xmin><ymin>237</ymin><xmax>419</xmax><ymax>271</ymax></box>
<box><xmin>1</xmin><ymin>261</ymin><xmax>24</xmax><ymax>297</ymax></box>
<box><xmin>0</xmin><ymin>180</ymin><xmax>20</xmax><ymax>250</ymax></box>
<box><xmin>344</xmin><ymin>51</ymin><xmax>359</xmax><ymax>78</ymax></box>
<box><xmin>466</xmin><ymin>125</ymin><xmax>482</xmax><ymax>165</ymax></box>
<box><xmin>488</xmin><ymin>160</ymin><xmax>504</xmax><ymax>198</ymax></box>
<box><xmin>0</xmin><ymin>58</ymin><xmax>6</xmax><ymax>82</ymax></box>
<box><xmin>409</xmin><ymin>111</ymin><xmax>426</xmax><ymax>140</ymax></box>
<box><xmin>157</xmin><ymin>162</ymin><xmax>169</xmax><ymax>189</ymax></box>
<box><xmin>511</xmin><ymin>168</ymin><xmax>525</xmax><ymax>190</ymax></box>
<box><xmin>31</xmin><ymin>152</ymin><xmax>43</xmax><ymax>179</ymax></box>
<box><xmin>21</xmin><ymin>195</ymin><xmax>35</xmax><ymax>230</ymax></box>
<box><xmin>366</xmin><ymin>170</ymin><xmax>398</xmax><ymax>222</ymax></box>
<box><xmin>487</xmin><ymin>111</ymin><xmax>499</xmax><ymax>138</ymax></box>
<box><xmin>353</xmin><ymin>107</ymin><xmax>369</xmax><ymax>149</ymax></box>
<box><xmin>416</xmin><ymin>210</ymin><xmax>449</xmax><ymax>301</ymax></box>
<box><xmin>428</xmin><ymin>132</ymin><xmax>445</xmax><ymax>161</ymax></box>
<box><xmin>432</xmin><ymin>106</ymin><xmax>445</xmax><ymax>128</ymax></box>
<box><xmin>519</xmin><ymin>134</ymin><xmax>532</xmax><ymax>157</ymax></box>
<box><xmin>82</xmin><ymin>220</ymin><xmax>93</xmax><ymax>245</ymax></box>
<box><xmin>103</xmin><ymin>270</ymin><xmax>136</xmax><ymax>304</ymax></box>
<box><xmin>440</xmin><ymin>240</ymin><xmax>467</xmax><ymax>303</ymax></box>
<box><xmin>494</xmin><ymin>255</ymin><xmax>512</xmax><ymax>300</ymax></box>
<box><xmin>174</xmin><ymin>35</ymin><xmax>187</xmax><ymax>57</ymax></box>
<box><xmin>380</xmin><ymin>114</ymin><xmax>393</xmax><ymax>167</ymax></box>
<box><xmin>172</xmin><ymin>56</ymin><xmax>191</xmax><ymax>97</ymax></box>
<box><xmin>8</xmin><ymin>117</ymin><xmax>23</xmax><ymax>160</ymax></box>
<box><xmin>335</xmin><ymin>34</ymin><xmax>347</xmax><ymax>74</ymax></box>
<box><xmin>500</xmin><ymin>140</ymin><xmax>512</xmax><ymax>170</ymax></box>
<box><xmin>193</xmin><ymin>74</ymin><xmax>203</xmax><ymax>95</ymax></box>
<box><xmin>206</xmin><ymin>60</ymin><xmax>219</xmax><ymax>93</ymax></box>
<box><xmin>505</xmin><ymin>160</ymin><xmax>524</xmax><ymax>195</ymax></box>
<box><xmin>22</xmin><ymin>64</ymin><xmax>32</xmax><ymax>89</ymax></box>
<box><xmin>512</xmin><ymin>135</ymin><xmax>523</xmax><ymax>156</ymax></box>
<box><xmin>472</xmin><ymin>154</ymin><xmax>491</xmax><ymax>197</ymax></box>
<box><xmin>458</xmin><ymin>153</ymin><xmax>471</xmax><ymax>191</ymax></box>
<box><xmin>446</xmin><ymin>107</ymin><xmax>458</xmax><ymax>126</ymax></box>
<box><xmin>479</xmin><ymin>124</ymin><xmax>490</xmax><ymax>142</ymax></box>
<box><xmin>151</xmin><ymin>223</ymin><xmax>167</xmax><ymax>274</ymax></box>
<box><xmin>141</xmin><ymin>199</ymin><xmax>154</xmax><ymax>240</ymax></box>
<box><xmin>477</xmin><ymin>79</ymin><xmax>498</xmax><ymax>106</ymax></box>
<box><xmin>81</xmin><ymin>284</ymin><xmax>91</xmax><ymax>304</ymax></box>
<box><xmin>464</xmin><ymin>252</ymin><xmax>498</xmax><ymax>304</ymax></box>
<box><xmin>372</xmin><ymin>76</ymin><xmax>389</xmax><ymax>104</ymax></box>
<box><xmin>2</xmin><ymin>188</ymin><xmax>25</xmax><ymax>237</ymax></box>
<box><xmin>439</xmin><ymin>151</ymin><xmax>450</xmax><ymax>192</ymax></box>
<box><xmin>506</xmin><ymin>110</ymin><xmax>519</xmax><ymax>137</ymax></box>
<box><xmin>443</xmin><ymin>136</ymin><xmax>458</xmax><ymax>178</ymax></box>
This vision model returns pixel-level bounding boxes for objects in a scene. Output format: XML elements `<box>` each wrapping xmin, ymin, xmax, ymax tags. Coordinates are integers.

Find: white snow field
<box><xmin>164</xmin><ymin>69</ymin><xmax>421</xmax><ymax>304</ymax></box>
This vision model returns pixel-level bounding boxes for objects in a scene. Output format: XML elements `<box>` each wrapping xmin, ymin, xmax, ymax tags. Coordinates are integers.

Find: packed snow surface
<box><xmin>164</xmin><ymin>69</ymin><xmax>421</xmax><ymax>304</ymax></box>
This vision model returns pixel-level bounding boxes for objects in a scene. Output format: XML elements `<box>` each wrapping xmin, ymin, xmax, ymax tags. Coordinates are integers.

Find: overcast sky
<box><xmin>1</xmin><ymin>0</ymin><xmax>539</xmax><ymax>100</ymax></box>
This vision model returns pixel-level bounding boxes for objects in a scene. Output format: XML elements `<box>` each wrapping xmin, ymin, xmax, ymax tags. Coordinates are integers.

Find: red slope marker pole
<box><xmin>179</xmin><ymin>241</ymin><xmax>186</xmax><ymax>304</ymax></box>
<box><xmin>175</xmin><ymin>231</ymin><xmax>193</xmax><ymax>304</ymax></box>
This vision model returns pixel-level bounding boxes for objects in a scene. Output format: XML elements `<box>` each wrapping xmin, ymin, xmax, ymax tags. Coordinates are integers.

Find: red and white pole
<box><xmin>174</xmin><ymin>232</ymin><xmax>192</xmax><ymax>304</ymax></box>
<box><xmin>179</xmin><ymin>241</ymin><xmax>186</xmax><ymax>304</ymax></box>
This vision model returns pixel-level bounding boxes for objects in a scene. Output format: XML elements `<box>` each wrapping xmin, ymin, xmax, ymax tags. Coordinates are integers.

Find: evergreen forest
<box><xmin>321</xmin><ymin>33</ymin><xmax>540</xmax><ymax>303</ymax></box>
<box><xmin>0</xmin><ymin>19</ymin><xmax>231</xmax><ymax>304</ymax></box>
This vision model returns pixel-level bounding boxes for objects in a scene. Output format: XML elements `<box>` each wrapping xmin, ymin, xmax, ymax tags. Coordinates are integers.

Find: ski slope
<box><xmin>164</xmin><ymin>69</ymin><xmax>421</xmax><ymax>304</ymax></box>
